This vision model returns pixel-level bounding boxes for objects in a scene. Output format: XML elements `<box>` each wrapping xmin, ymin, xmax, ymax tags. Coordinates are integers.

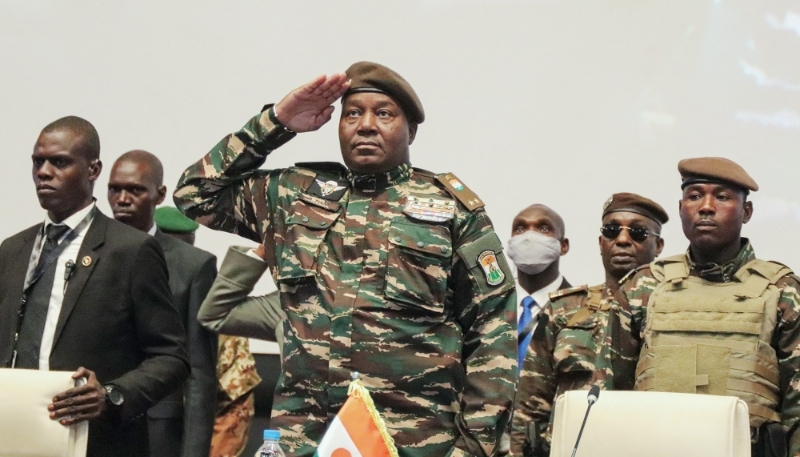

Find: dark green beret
<box><xmin>602</xmin><ymin>192</ymin><xmax>669</xmax><ymax>225</ymax></box>
<box><xmin>154</xmin><ymin>206</ymin><xmax>199</xmax><ymax>233</ymax></box>
<box><xmin>344</xmin><ymin>61</ymin><xmax>425</xmax><ymax>124</ymax></box>
<box><xmin>678</xmin><ymin>157</ymin><xmax>758</xmax><ymax>192</ymax></box>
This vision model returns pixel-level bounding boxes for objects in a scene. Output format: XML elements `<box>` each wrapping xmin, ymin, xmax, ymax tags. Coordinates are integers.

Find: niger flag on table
<box><xmin>313</xmin><ymin>378</ymin><xmax>399</xmax><ymax>457</ymax></box>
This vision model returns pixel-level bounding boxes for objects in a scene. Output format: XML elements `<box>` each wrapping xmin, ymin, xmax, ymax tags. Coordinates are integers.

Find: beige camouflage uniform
<box><xmin>174</xmin><ymin>108</ymin><xmax>517</xmax><ymax>457</ymax></box>
<box><xmin>211</xmin><ymin>335</ymin><xmax>262</xmax><ymax>457</ymax></box>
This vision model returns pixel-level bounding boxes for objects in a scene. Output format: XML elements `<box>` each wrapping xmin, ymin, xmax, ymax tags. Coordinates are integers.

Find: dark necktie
<box><xmin>15</xmin><ymin>224</ymin><xmax>70</xmax><ymax>369</ymax></box>
<box><xmin>517</xmin><ymin>296</ymin><xmax>537</xmax><ymax>372</ymax></box>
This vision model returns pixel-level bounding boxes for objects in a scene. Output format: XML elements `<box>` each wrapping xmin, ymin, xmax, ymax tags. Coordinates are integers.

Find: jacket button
<box><xmin>320</xmin><ymin>221</ymin><xmax>327</xmax><ymax>227</ymax></box>
<box><xmin>394</xmin><ymin>237</ymin><xmax>401</xmax><ymax>242</ymax></box>
<box><xmin>440</xmin><ymin>246</ymin><xmax>448</xmax><ymax>253</ymax></box>
<box><xmin>417</xmin><ymin>241</ymin><xmax>425</xmax><ymax>248</ymax></box>
<box><xmin>302</xmin><ymin>216</ymin><xmax>309</xmax><ymax>222</ymax></box>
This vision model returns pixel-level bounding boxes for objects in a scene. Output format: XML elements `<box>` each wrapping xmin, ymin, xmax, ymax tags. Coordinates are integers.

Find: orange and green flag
<box><xmin>313</xmin><ymin>377</ymin><xmax>398</xmax><ymax>457</ymax></box>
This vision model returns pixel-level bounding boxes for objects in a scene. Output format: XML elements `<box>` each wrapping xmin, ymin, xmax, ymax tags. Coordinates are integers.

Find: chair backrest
<box><xmin>0</xmin><ymin>368</ymin><xmax>88</xmax><ymax>457</ymax></box>
<box><xmin>550</xmin><ymin>390</ymin><xmax>750</xmax><ymax>457</ymax></box>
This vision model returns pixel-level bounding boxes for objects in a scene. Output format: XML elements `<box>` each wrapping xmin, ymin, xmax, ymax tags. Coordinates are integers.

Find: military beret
<box><xmin>154</xmin><ymin>206</ymin><xmax>199</xmax><ymax>234</ymax></box>
<box><xmin>344</xmin><ymin>61</ymin><xmax>425</xmax><ymax>124</ymax></box>
<box><xmin>602</xmin><ymin>192</ymin><xmax>669</xmax><ymax>225</ymax></box>
<box><xmin>678</xmin><ymin>157</ymin><xmax>758</xmax><ymax>192</ymax></box>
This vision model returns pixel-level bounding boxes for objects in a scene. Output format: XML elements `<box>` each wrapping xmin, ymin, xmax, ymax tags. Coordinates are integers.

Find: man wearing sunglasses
<box><xmin>611</xmin><ymin>158</ymin><xmax>800</xmax><ymax>457</ymax></box>
<box><xmin>510</xmin><ymin>193</ymin><xmax>667</xmax><ymax>457</ymax></box>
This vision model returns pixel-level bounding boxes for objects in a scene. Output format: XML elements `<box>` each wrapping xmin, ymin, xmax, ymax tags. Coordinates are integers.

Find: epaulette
<box><xmin>294</xmin><ymin>161</ymin><xmax>348</xmax><ymax>177</ymax></box>
<box><xmin>548</xmin><ymin>284</ymin><xmax>588</xmax><ymax>301</ymax></box>
<box><xmin>766</xmin><ymin>260</ymin><xmax>794</xmax><ymax>274</ymax></box>
<box><xmin>618</xmin><ymin>264</ymin><xmax>649</xmax><ymax>285</ymax></box>
<box><xmin>435</xmin><ymin>172</ymin><xmax>485</xmax><ymax>211</ymax></box>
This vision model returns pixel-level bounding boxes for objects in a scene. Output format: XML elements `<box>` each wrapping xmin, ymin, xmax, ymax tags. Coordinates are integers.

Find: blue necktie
<box><xmin>517</xmin><ymin>296</ymin><xmax>537</xmax><ymax>372</ymax></box>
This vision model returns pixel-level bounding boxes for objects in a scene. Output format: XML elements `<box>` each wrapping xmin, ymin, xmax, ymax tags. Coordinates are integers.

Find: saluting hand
<box><xmin>48</xmin><ymin>367</ymin><xmax>107</xmax><ymax>425</ymax></box>
<box><xmin>273</xmin><ymin>73</ymin><xmax>350</xmax><ymax>133</ymax></box>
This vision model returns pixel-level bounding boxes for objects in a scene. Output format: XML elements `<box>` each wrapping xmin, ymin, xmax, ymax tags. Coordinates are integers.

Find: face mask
<box><xmin>506</xmin><ymin>231</ymin><xmax>562</xmax><ymax>275</ymax></box>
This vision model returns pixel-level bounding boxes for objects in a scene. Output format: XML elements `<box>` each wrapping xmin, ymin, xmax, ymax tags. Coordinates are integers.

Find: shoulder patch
<box><xmin>478</xmin><ymin>250</ymin><xmax>506</xmax><ymax>286</ymax></box>
<box><xmin>549</xmin><ymin>284</ymin><xmax>588</xmax><ymax>301</ymax></box>
<box><xmin>436</xmin><ymin>172</ymin><xmax>485</xmax><ymax>211</ymax></box>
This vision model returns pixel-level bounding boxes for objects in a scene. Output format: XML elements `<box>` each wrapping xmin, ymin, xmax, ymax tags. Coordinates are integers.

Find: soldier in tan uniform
<box><xmin>510</xmin><ymin>193</ymin><xmax>668</xmax><ymax>456</ymax></box>
<box><xmin>612</xmin><ymin>158</ymin><xmax>800</xmax><ymax>457</ymax></box>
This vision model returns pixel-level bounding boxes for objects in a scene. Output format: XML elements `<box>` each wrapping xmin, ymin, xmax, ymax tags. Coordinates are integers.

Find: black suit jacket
<box><xmin>148</xmin><ymin>229</ymin><xmax>217</xmax><ymax>457</ymax></box>
<box><xmin>0</xmin><ymin>211</ymin><xmax>189</xmax><ymax>457</ymax></box>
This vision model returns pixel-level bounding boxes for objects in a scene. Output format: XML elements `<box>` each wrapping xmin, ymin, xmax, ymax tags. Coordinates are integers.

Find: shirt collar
<box><xmin>44</xmin><ymin>201</ymin><xmax>96</xmax><ymax>230</ymax></box>
<box><xmin>516</xmin><ymin>274</ymin><xmax>564</xmax><ymax>306</ymax></box>
<box><xmin>348</xmin><ymin>163</ymin><xmax>412</xmax><ymax>193</ymax></box>
<box><xmin>147</xmin><ymin>224</ymin><xmax>157</xmax><ymax>236</ymax></box>
<box><xmin>686</xmin><ymin>238</ymin><xmax>755</xmax><ymax>282</ymax></box>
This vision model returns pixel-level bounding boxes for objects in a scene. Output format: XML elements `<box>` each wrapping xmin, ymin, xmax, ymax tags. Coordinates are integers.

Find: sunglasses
<box><xmin>600</xmin><ymin>224</ymin><xmax>658</xmax><ymax>243</ymax></box>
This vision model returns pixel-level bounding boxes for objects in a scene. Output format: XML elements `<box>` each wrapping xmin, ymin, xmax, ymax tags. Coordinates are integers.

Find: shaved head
<box><xmin>41</xmin><ymin>116</ymin><xmax>100</xmax><ymax>161</ymax></box>
<box><xmin>514</xmin><ymin>204</ymin><xmax>566</xmax><ymax>240</ymax></box>
<box><xmin>108</xmin><ymin>150</ymin><xmax>166</xmax><ymax>232</ymax></box>
<box><xmin>115</xmin><ymin>150</ymin><xmax>164</xmax><ymax>187</ymax></box>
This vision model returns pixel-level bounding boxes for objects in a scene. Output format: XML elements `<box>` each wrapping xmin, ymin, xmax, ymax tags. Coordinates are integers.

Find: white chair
<box><xmin>550</xmin><ymin>390</ymin><xmax>750</xmax><ymax>457</ymax></box>
<box><xmin>0</xmin><ymin>368</ymin><xmax>88</xmax><ymax>457</ymax></box>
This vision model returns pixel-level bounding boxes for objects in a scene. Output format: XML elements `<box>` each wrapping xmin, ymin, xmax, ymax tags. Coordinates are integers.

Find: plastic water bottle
<box><xmin>255</xmin><ymin>429</ymin><xmax>285</xmax><ymax>457</ymax></box>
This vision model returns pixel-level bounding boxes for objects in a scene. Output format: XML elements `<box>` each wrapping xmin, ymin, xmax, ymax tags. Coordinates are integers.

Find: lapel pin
<box><xmin>81</xmin><ymin>256</ymin><xmax>92</xmax><ymax>267</ymax></box>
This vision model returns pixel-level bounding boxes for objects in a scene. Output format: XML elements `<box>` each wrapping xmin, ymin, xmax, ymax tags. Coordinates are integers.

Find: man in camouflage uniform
<box><xmin>174</xmin><ymin>62</ymin><xmax>517</xmax><ymax>457</ymax></box>
<box><xmin>510</xmin><ymin>193</ymin><xmax>668</xmax><ymax>456</ymax></box>
<box><xmin>212</xmin><ymin>335</ymin><xmax>262</xmax><ymax>457</ymax></box>
<box><xmin>612</xmin><ymin>158</ymin><xmax>800</xmax><ymax>457</ymax></box>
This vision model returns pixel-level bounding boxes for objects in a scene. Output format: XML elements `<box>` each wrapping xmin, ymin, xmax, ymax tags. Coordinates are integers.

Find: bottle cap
<box><xmin>263</xmin><ymin>429</ymin><xmax>281</xmax><ymax>441</ymax></box>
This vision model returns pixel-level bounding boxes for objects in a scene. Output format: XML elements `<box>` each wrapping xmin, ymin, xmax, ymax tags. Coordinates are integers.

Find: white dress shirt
<box><xmin>36</xmin><ymin>203</ymin><xmax>95</xmax><ymax>370</ymax></box>
<box><xmin>515</xmin><ymin>273</ymin><xmax>564</xmax><ymax>330</ymax></box>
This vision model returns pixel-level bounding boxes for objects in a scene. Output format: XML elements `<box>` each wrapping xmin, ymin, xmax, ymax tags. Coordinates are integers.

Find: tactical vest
<box><xmin>634</xmin><ymin>254</ymin><xmax>792</xmax><ymax>428</ymax></box>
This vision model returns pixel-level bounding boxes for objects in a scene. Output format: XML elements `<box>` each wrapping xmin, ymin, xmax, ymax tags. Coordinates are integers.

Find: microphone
<box><xmin>64</xmin><ymin>260</ymin><xmax>76</xmax><ymax>282</ymax></box>
<box><xmin>571</xmin><ymin>385</ymin><xmax>600</xmax><ymax>457</ymax></box>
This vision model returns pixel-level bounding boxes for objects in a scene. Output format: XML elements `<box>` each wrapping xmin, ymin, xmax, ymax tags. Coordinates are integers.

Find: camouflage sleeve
<box><xmin>451</xmin><ymin>210</ymin><xmax>517</xmax><ymax>457</ymax></box>
<box><xmin>609</xmin><ymin>267</ymin><xmax>655</xmax><ymax>390</ymax></box>
<box><xmin>510</xmin><ymin>305</ymin><xmax>558</xmax><ymax>457</ymax></box>
<box><xmin>173</xmin><ymin>107</ymin><xmax>296</xmax><ymax>242</ymax></box>
<box><xmin>773</xmin><ymin>275</ymin><xmax>800</xmax><ymax>457</ymax></box>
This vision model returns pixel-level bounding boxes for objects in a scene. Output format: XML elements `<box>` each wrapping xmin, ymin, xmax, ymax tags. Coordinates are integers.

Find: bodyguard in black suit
<box><xmin>108</xmin><ymin>150</ymin><xmax>218</xmax><ymax>457</ymax></box>
<box><xmin>0</xmin><ymin>116</ymin><xmax>189</xmax><ymax>457</ymax></box>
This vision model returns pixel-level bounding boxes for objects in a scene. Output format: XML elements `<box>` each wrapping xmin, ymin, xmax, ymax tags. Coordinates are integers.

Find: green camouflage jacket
<box><xmin>510</xmin><ymin>283</ymin><xmax>615</xmax><ymax>456</ymax></box>
<box><xmin>174</xmin><ymin>109</ymin><xmax>517</xmax><ymax>457</ymax></box>
<box><xmin>612</xmin><ymin>241</ymin><xmax>800</xmax><ymax>456</ymax></box>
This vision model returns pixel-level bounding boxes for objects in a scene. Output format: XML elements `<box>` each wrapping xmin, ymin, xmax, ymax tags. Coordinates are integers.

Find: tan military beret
<box><xmin>678</xmin><ymin>157</ymin><xmax>758</xmax><ymax>192</ymax></box>
<box><xmin>344</xmin><ymin>61</ymin><xmax>425</xmax><ymax>124</ymax></box>
<box><xmin>602</xmin><ymin>192</ymin><xmax>669</xmax><ymax>225</ymax></box>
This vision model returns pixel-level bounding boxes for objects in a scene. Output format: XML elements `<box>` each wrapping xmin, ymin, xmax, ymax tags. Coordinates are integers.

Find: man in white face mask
<box><xmin>509</xmin><ymin>193</ymin><xmax>668</xmax><ymax>457</ymax></box>
<box><xmin>506</xmin><ymin>204</ymin><xmax>571</xmax><ymax>371</ymax></box>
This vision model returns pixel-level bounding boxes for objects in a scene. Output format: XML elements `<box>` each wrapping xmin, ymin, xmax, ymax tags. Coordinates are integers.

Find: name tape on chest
<box><xmin>403</xmin><ymin>196</ymin><xmax>456</xmax><ymax>222</ymax></box>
